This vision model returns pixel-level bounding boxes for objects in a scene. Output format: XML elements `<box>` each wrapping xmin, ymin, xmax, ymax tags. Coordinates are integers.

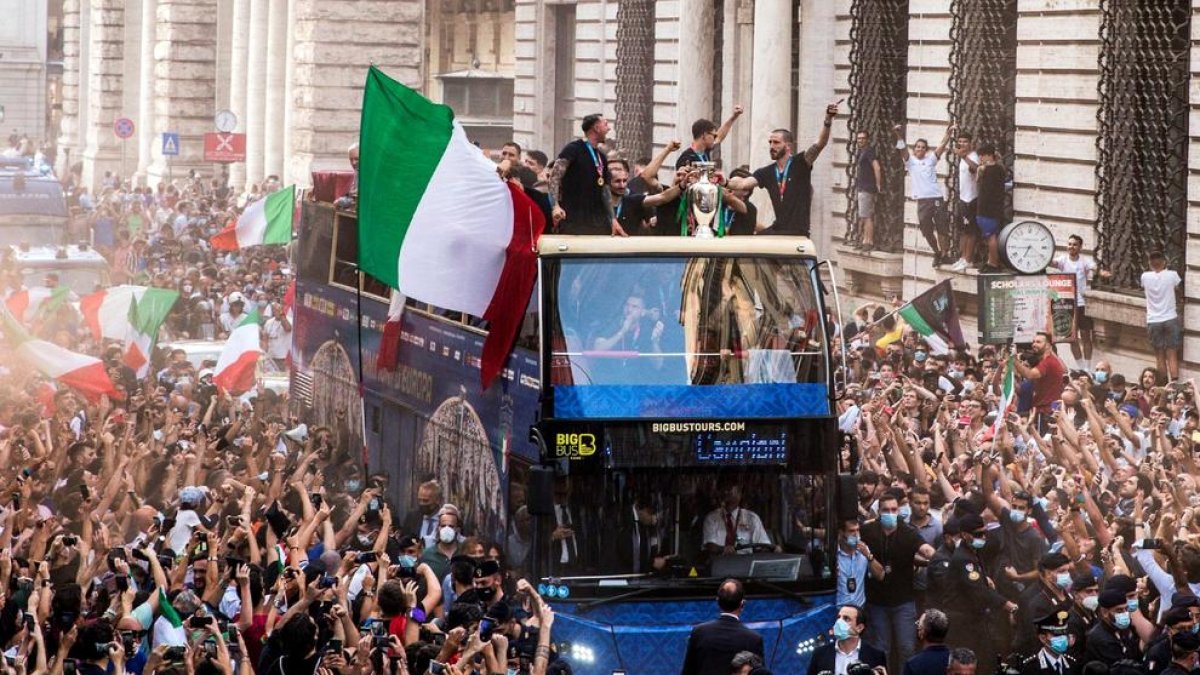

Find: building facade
<box><xmin>0</xmin><ymin>0</ymin><xmax>52</xmax><ymax>145</ymax></box>
<box><xmin>514</xmin><ymin>0</ymin><xmax>1200</xmax><ymax>376</ymax></box>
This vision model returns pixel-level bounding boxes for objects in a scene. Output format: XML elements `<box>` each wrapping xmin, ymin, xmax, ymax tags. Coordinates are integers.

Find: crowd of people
<box><xmin>0</xmin><ymin>162</ymin><xmax>570</xmax><ymax>675</ymax></box>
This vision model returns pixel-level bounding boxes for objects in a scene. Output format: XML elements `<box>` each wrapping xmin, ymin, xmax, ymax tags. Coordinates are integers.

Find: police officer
<box><xmin>1085</xmin><ymin>589</ymin><xmax>1143</xmax><ymax>665</ymax></box>
<box><xmin>944</xmin><ymin>513</ymin><xmax>1018</xmax><ymax>669</ymax></box>
<box><xmin>1145</xmin><ymin>607</ymin><xmax>1196</xmax><ymax>675</ymax></box>
<box><xmin>925</xmin><ymin>519</ymin><xmax>959</xmax><ymax>610</ymax></box>
<box><xmin>1013</xmin><ymin>553</ymin><xmax>1073</xmax><ymax>656</ymax></box>
<box><xmin>1020</xmin><ymin>610</ymin><xmax>1078</xmax><ymax>675</ymax></box>
<box><xmin>1065</xmin><ymin>572</ymin><xmax>1099</xmax><ymax>660</ymax></box>
<box><xmin>1158</xmin><ymin>629</ymin><xmax>1200</xmax><ymax>675</ymax></box>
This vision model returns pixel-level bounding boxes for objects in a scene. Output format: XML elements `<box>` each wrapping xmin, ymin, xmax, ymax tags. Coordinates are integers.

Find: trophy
<box><xmin>687</xmin><ymin>161</ymin><xmax>720</xmax><ymax>238</ymax></box>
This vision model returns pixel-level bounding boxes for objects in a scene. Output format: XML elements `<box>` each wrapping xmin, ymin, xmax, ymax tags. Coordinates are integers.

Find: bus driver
<box><xmin>703</xmin><ymin>483</ymin><xmax>780</xmax><ymax>556</ymax></box>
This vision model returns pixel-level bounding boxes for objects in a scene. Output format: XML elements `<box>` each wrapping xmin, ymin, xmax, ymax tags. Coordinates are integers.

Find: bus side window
<box><xmin>331</xmin><ymin>212</ymin><xmax>359</xmax><ymax>288</ymax></box>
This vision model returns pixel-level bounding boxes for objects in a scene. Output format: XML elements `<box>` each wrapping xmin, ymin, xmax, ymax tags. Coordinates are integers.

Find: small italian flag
<box><xmin>6</xmin><ymin>286</ymin><xmax>70</xmax><ymax>323</ymax></box>
<box><xmin>210</xmin><ymin>185</ymin><xmax>295</xmax><ymax>250</ymax></box>
<box><xmin>0</xmin><ymin>308</ymin><xmax>122</xmax><ymax>402</ymax></box>
<box><xmin>895</xmin><ymin>280</ymin><xmax>966</xmax><ymax>355</ymax></box>
<box><xmin>80</xmin><ymin>285</ymin><xmax>148</xmax><ymax>341</ymax></box>
<box><xmin>992</xmin><ymin>356</ymin><xmax>1015</xmax><ymax>437</ymax></box>
<box><xmin>157</xmin><ymin>588</ymin><xmax>183</xmax><ymax>628</ymax></box>
<box><xmin>213</xmin><ymin>310</ymin><xmax>261</xmax><ymax>395</ymax></box>
<box><xmin>357</xmin><ymin>66</ymin><xmax>545</xmax><ymax>389</ymax></box>
<box><xmin>897</xmin><ymin>305</ymin><xmax>948</xmax><ymax>354</ymax></box>
<box><xmin>122</xmin><ymin>288</ymin><xmax>179</xmax><ymax>377</ymax></box>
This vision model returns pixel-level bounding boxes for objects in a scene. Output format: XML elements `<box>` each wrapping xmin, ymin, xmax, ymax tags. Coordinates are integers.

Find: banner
<box><xmin>978</xmin><ymin>273</ymin><xmax>1076</xmax><ymax>344</ymax></box>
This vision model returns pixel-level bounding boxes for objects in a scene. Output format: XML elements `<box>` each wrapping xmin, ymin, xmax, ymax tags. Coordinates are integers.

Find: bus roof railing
<box><xmin>537</xmin><ymin>234</ymin><xmax>818</xmax><ymax>257</ymax></box>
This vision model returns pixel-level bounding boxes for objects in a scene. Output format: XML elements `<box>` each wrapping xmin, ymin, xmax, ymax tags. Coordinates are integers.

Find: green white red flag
<box><xmin>0</xmin><ymin>308</ymin><xmax>121</xmax><ymax>402</ymax></box>
<box><xmin>80</xmin><ymin>285</ymin><xmax>146</xmax><ymax>341</ymax></box>
<box><xmin>992</xmin><ymin>356</ymin><xmax>1015</xmax><ymax>437</ymax></box>
<box><xmin>7</xmin><ymin>286</ymin><xmax>70</xmax><ymax>324</ymax></box>
<box><xmin>210</xmin><ymin>185</ymin><xmax>295</xmax><ymax>250</ymax></box>
<box><xmin>213</xmin><ymin>310</ymin><xmax>261</xmax><ymax>395</ymax></box>
<box><xmin>122</xmin><ymin>288</ymin><xmax>179</xmax><ymax>377</ymax></box>
<box><xmin>356</xmin><ymin>66</ymin><xmax>544</xmax><ymax>389</ymax></box>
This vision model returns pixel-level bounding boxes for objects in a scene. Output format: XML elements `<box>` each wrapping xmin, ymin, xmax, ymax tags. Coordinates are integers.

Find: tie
<box><xmin>725</xmin><ymin>511</ymin><xmax>736</xmax><ymax>548</ymax></box>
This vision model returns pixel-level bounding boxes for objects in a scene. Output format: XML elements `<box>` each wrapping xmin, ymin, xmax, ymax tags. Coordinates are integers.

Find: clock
<box><xmin>214</xmin><ymin>109</ymin><xmax>238</xmax><ymax>133</ymax></box>
<box><xmin>999</xmin><ymin>220</ymin><xmax>1055</xmax><ymax>274</ymax></box>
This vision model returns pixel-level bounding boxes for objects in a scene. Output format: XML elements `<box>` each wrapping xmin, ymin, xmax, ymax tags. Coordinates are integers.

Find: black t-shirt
<box><xmin>655</xmin><ymin>196</ymin><xmax>685</xmax><ymax>237</ymax></box>
<box><xmin>557</xmin><ymin>139</ymin><xmax>611</xmax><ymax>233</ymax></box>
<box><xmin>977</xmin><ymin>164</ymin><xmax>1006</xmax><ymax>219</ymax></box>
<box><xmin>723</xmin><ymin>201</ymin><xmax>757</xmax><ymax>236</ymax></box>
<box><xmin>675</xmin><ymin>146</ymin><xmax>713</xmax><ymax>169</ymax></box>
<box><xmin>616</xmin><ymin>192</ymin><xmax>649</xmax><ymax>234</ymax></box>
<box><xmin>860</xmin><ymin>520</ymin><xmax>924</xmax><ymax>606</ymax></box>
<box><xmin>856</xmin><ymin>146</ymin><xmax>879</xmax><ymax>193</ymax></box>
<box><xmin>752</xmin><ymin>155</ymin><xmax>814</xmax><ymax>236</ymax></box>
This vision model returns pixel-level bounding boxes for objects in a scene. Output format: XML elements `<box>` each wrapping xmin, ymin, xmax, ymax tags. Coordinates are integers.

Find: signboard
<box><xmin>161</xmin><ymin>132</ymin><xmax>180</xmax><ymax>157</ymax></box>
<box><xmin>978</xmin><ymin>273</ymin><xmax>1077</xmax><ymax>344</ymax></box>
<box><xmin>203</xmin><ymin>132</ymin><xmax>246</xmax><ymax>162</ymax></box>
<box><xmin>113</xmin><ymin>117</ymin><xmax>135</xmax><ymax>140</ymax></box>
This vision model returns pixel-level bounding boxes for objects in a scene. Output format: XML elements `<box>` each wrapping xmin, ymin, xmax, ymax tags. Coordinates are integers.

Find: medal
<box><xmin>597</xmin><ymin>177</ymin><xmax>605</xmax><ymax>187</ymax></box>
<box><xmin>584</xmin><ymin>141</ymin><xmax>606</xmax><ymax>188</ymax></box>
<box><xmin>969</xmin><ymin>571</ymin><xmax>981</xmax><ymax>581</ymax></box>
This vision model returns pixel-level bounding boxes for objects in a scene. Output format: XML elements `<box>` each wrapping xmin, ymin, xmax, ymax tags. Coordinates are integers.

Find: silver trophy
<box><xmin>687</xmin><ymin>161</ymin><xmax>720</xmax><ymax>238</ymax></box>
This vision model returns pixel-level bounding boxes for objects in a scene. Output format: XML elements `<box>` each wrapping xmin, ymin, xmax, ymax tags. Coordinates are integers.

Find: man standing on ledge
<box><xmin>728</xmin><ymin>99</ymin><xmax>841</xmax><ymax>236</ymax></box>
<box><xmin>548</xmin><ymin>113</ymin><xmax>628</xmax><ymax>237</ymax></box>
<box><xmin>681</xmin><ymin>579</ymin><xmax>764</xmax><ymax>675</ymax></box>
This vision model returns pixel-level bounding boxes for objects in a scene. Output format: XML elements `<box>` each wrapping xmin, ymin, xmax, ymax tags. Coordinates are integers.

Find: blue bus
<box><xmin>292</xmin><ymin>200</ymin><xmax>846</xmax><ymax>674</ymax></box>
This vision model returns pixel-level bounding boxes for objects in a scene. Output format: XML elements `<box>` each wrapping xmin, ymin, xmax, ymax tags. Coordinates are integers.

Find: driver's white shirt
<box><xmin>702</xmin><ymin>506</ymin><xmax>771</xmax><ymax>553</ymax></box>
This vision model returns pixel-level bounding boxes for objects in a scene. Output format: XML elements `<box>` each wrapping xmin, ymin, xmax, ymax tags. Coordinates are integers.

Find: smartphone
<box><xmin>429</xmin><ymin>662</ymin><xmax>446</xmax><ymax>675</ymax></box>
<box><xmin>370</xmin><ymin>621</ymin><xmax>390</xmax><ymax>648</ymax></box>
<box><xmin>310</xmin><ymin>493</ymin><xmax>322</xmax><ymax>509</ymax></box>
<box><xmin>356</xmin><ymin>551</ymin><xmax>377</xmax><ymax>564</ymax></box>
<box><xmin>62</xmin><ymin>535</ymin><xmax>78</xmax><ymax>547</ymax></box>
<box><xmin>115</xmin><ymin>575</ymin><xmax>129</xmax><ymax>592</ymax></box>
<box><xmin>479</xmin><ymin>617</ymin><xmax>495</xmax><ymax>642</ymax></box>
<box><xmin>319</xmin><ymin>575</ymin><xmax>337</xmax><ymax>589</ymax></box>
<box><xmin>1142</xmin><ymin>538</ymin><xmax>1164</xmax><ymax>550</ymax></box>
<box><xmin>10</xmin><ymin>493</ymin><xmax>18</xmax><ymax>510</ymax></box>
<box><xmin>78</xmin><ymin>484</ymin><xmax>91</xmax><ymax>501</ymax></box>
<box><xmin>189</xmin><ymin>615</ymin><xmax>213</xmax><ymax>628</ymax></box>
<box><xmin>368</xmin><ymin>498</ymin><xmax>381</xmax><ymax>512</ymax></box>
<box><xmin>226</xmin><ymin>515</ymin><xmax>243</xmax><ymax>527</ymax></box>
<box><xmin>164</xmin><ymin>647</ymin><xmax>187</xmax><ymax>662</ymax></box>
<box><xmin>63</xmin><ymin>659</ymin><xmax>77</xmax><ymax>675</ymax></box>
<box><xmin>325</xmin><ymin>639</ymin><xmax>342</xmax><ymax>655</ymax></box>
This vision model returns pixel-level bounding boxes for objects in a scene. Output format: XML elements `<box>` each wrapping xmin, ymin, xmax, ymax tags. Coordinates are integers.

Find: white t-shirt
<box><xmin>1052</xmin><ymin>254</ymin><xmax>1097</xmax><ymax>306</ymax></box>
<box><xmin>702</xmin><ymin>507</ymin><xmax>771</xmax><ymax>553</ymax></box>
<box><xmin>957</xmin><ymin>152</ymin><xmax>980</xmax><ymax>203</ymax></box>
<box><xmin>1141</xmin><ymin>269</ymin><xmax>1181</xmax><ymax>323</ymax></box>
<box><xmin>264</xmin><ymin>317</ymin><xmax>292</xmax><ymax>360</ymax></box>
<box><xmin>905</xmin><ymin>153</ymin><xmax>943</xmax><ymax>200</ymax></box>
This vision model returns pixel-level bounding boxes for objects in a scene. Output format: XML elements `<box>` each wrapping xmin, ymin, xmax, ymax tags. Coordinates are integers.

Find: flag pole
<box><xmin>353</xmin><ymin>262</ymin><xmax>369</xmax><ymax>479</ymax></box>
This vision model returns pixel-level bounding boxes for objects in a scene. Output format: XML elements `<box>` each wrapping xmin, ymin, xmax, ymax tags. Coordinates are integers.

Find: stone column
<box><xmin>57</xmin><ymin>0</ymin><xmax>82</xmax><ymax>177</ymax></box>
<box><xmin>81</xmin><ymin>0</ymin><xmax>125</xmax><ymax>192</ymax></box>
<box><xmin>135</xmin><ymin>0</ymin><xmax>157</xmax><ymax>184</ymax></box>
<box><xmin>749</xmin><ymin>0</ymin><xmax>792</xmax><ymax>171</ymax></box>
<box><xmin>244</xmin><ymin>0</ymin><xmax>268</xmax><ymax>186</ymax></box>
<box><xmin>282</xmin><ymin>0</ymin><xmax>296</xmax><ymax>185</ymax></box>
<box><xmin>288</xmin><ymin>0</ymin><xmax>422</xmax><ymax>186</ymax></box>
<box><xmin>798</xmin><ymin>0</ymin><xmax>837</xmax><ymax>256</ymax></box>
<box><xmin>227</xmin><ymin>0</ymin><xmax>249</xmax><ymax>190</ymax></box>
<box><xmin>146</xmin><ymin>0</ymin><xmax>218</xmax><ymax>185</ymax></box>
<box><xmin>263</xmin><ymin>0</ymin><xmax>287</xmax><ymax>180</ymax></box>
<box><xmin>674</xmin><ymin>1</ymin><xmax>714</xmax><ymax>143</ymax></box>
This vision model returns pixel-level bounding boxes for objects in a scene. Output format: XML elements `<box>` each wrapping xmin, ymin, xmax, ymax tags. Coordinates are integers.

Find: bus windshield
<box><xmin>545</xmin><ymin>255</ymin><xmax>827</xmax><ymax>420</ymax></box>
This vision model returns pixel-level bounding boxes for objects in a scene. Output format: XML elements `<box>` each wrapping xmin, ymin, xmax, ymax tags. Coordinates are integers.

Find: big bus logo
<box><xmin>555</xmin><ymin>433</ymin><xmax>596</xmax><ymax>459</ymax></box>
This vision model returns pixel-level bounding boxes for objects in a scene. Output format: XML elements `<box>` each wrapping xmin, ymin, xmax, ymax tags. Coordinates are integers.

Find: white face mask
<box><xmin>438</xmin><ymin>525</ymin><xmax>457</xmax><ymax>544</ymax></box>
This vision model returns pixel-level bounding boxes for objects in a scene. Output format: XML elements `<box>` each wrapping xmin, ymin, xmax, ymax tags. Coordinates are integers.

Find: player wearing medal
<box><xmin>945</xmin><ymin>513</ymin><xmax>1019</xmax><ymax>669</ymax></box>
<box><xmin>728</xmin><ymin>98</ymin><xmax>841</xmax><ymax>236</ymax></box>
<box><xmin>548</xmin><ymin>113</ymin><xmax>629</xmax><ymax>236</ymax></box>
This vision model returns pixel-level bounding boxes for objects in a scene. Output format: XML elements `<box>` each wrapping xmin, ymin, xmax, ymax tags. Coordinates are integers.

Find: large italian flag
<box><xmin>80</xmin><ymin>285</ymin><xmax>147</xmax><ymax>341</ymax></box>
<box><xmin>210</xmin><ymin>185</ymin><xmax>295</xmax><ymax>250</ymax></box>
<box><xmin>7</xmin><ymin>286</ymin><xmax>70</xmax><ymax>323</ymax></box>
<box><xmin>213</xmin><ymin>310</ymin><xmax>261</xmax><ymax>395</ymax></box>
<box><xmin>357</xmin><ymin>66</ymin><xmax>544</xmax><ymax>389</ymax></box>
<box><xmin>0</xmin><ymin>308</ymin><xmax>121</xmax><ymax>402</ymax></box>
<box><xmin>122</xmin><ymin>288</ymin><xmax>179</xmax><ymax>377</ymax></box>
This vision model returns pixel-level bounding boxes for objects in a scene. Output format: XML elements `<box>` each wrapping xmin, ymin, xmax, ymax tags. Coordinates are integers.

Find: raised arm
<box><xmin>803</xmin><ymin>99</ymin><xmax>842</xmax><ymax>166</ymax></box>
<box><xmin>892</xmin><ymin>125</ymin><xmax>910</xmax><ymax>162</ymax></box>
<box><xmin>639</xmin><ymin>140</ymin><xmax>682</xmax><ymax>190</ymax></box>
<box><xmin>714</xmin><ymin>105</ymin><xmax>744</xmax><ymax>143</ymax></box>
<box><xmin>935</xmin><ymin>126</ymin><xmax>953</xmax><ymax>159</ymax></box>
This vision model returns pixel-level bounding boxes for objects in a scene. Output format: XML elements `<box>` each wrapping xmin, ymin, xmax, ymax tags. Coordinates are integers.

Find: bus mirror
<box><xmin>836</xmin><ymin>473</ymin><xmax>858</xmax><ymax>522</ymax></box>
<box><xmin>528</xmin><ymin>466</ymin><xmax>556</xmax><ymax>517</ymax></box>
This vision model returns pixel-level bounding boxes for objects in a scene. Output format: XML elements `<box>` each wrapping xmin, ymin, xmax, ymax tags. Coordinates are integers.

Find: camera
<box><xmin>847</xmin><ymin>662</ymin><xmax>875</xmax><ymax>675</ymax></box>
<box><xmin>164</xmin><ymin>647</ymin><xmax>187</xmax><ymax>662</ymax></box>
<box><xmin>62</xmin><ymin>535</ymin><xmax>78</xmax><ymax>547</ymax></box>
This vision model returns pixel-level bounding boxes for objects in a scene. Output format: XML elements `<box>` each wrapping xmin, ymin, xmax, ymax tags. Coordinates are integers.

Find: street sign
<box><xmin>161</xmin><ymin>132</ymin><xmax>181</xmax><ymax>156</ymax></box>
<box><xmin>113</xmin><ymin>117</ymin><xmax>135</xmax><ymax>140</ymax></box>
<box><xmin>203</xmin><ymin>132</ymin><xmax>246</xmax><ymax>163</ymax></box>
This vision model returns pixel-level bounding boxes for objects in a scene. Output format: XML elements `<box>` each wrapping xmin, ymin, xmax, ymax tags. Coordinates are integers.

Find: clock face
<box><xmin>214</xmin><ymin>110</ymin><xmax>238</xmax><ymax>133</ymax></box>
<box><xmin>1002</xmin><ymin>221</ymin><xmax>1056</xmax><ymax>274</ymax></box>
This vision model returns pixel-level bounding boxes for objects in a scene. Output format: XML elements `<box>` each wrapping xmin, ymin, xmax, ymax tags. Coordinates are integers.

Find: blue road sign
<box><xmin>161</xmin><ymin>132</ymin><xmax>181</xmax><ymax>156</ymax></box>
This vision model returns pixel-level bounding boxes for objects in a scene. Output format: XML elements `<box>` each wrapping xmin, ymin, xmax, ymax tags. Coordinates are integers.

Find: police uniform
<box><xmin>1146</xmin><ymin>607</ymin><xmax>1197</xmax><ymax>675</ymax></box>
<box><xmin>1157</xmin><ymin>629</ymin><xmax>1200</xmax><ymax>675</ymax></box>
<box><xmin>944</xmin><ymin>515</ymin><xmax>1011</xmax><ymax>668</ymax></box>
<box><xmin>1085</xmin><ymin>589</ymin><xmax>1142</xmax><ymax>665</ymax></box>
<box><xmin>1020</xmin><ymin>611</ymin><xmax>1079</xmax><ymax>675</ymax></box>
<box><xmin>1065</xmin><ymin>573</ymin><xmax>1099</xmax><ymax>661</ymax></box>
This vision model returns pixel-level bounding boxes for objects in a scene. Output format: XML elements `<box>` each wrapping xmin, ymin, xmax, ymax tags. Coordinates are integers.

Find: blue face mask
<box><xmin>971</xmin><ymin>537</ymin><xmax>987</xmax><ymax>550</ymax></box>
<box><xmin>1126</xmin><ymin>598</ymin><xmax>1139</xmax><ymax>613</ymax></box>
<box><xmin>1192</xmin><ymin>624</ymin><xmax>1199</xmax><ymax>634</ymax></box>
<box><xmin>1010</xmin><ymin>509</ymin><xmax>1027</xmax><ymax>524</ymax></box>
<box><xmin>845</xmin><ymin>535</ymin><xmax>860</xmax><ymax>548</ymax></box>
<box><xmin>1113</xmin><ymin>611</ymin><xmax>1131</xmax><ymax>629</ymax></box>
<box><xmin>833</xmin><ymin>618</ymin><xmax>854</xmax><ymax>641</ymax></box>
<box><xmin>1095</xmin><ymin>371</ymin><xmax>1109</xmax><ymax>384</ymax></box>
<box><xmin>398</xmin><ymin>555</ymin><xmax>417</xmax><ymax>568</ymax></box>
<box><xmin>1049</xmin><ymin>635</ymin><xmax>1070</xmax><ymax>654</ymax></box>
<box><xmin>1055</xmin><ymin>572</ymin><xmax>1071</xmax><ymax>589</ymax></box>
<box><xmin>898</xmin><ymin>505</ymin><xmax>912</xmax><ymax>521</ymax></box>
<box><xmin>880</xmin><ymin>513</ymin><xmax>898</xmax><ymax>529</ymax></box>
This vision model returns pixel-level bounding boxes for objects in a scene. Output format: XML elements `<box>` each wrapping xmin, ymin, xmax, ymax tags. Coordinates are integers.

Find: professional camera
<box><xmin>847</xmin><ymin>662</ymin><xmax>875</xmax><ymax>675</ymax></box>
